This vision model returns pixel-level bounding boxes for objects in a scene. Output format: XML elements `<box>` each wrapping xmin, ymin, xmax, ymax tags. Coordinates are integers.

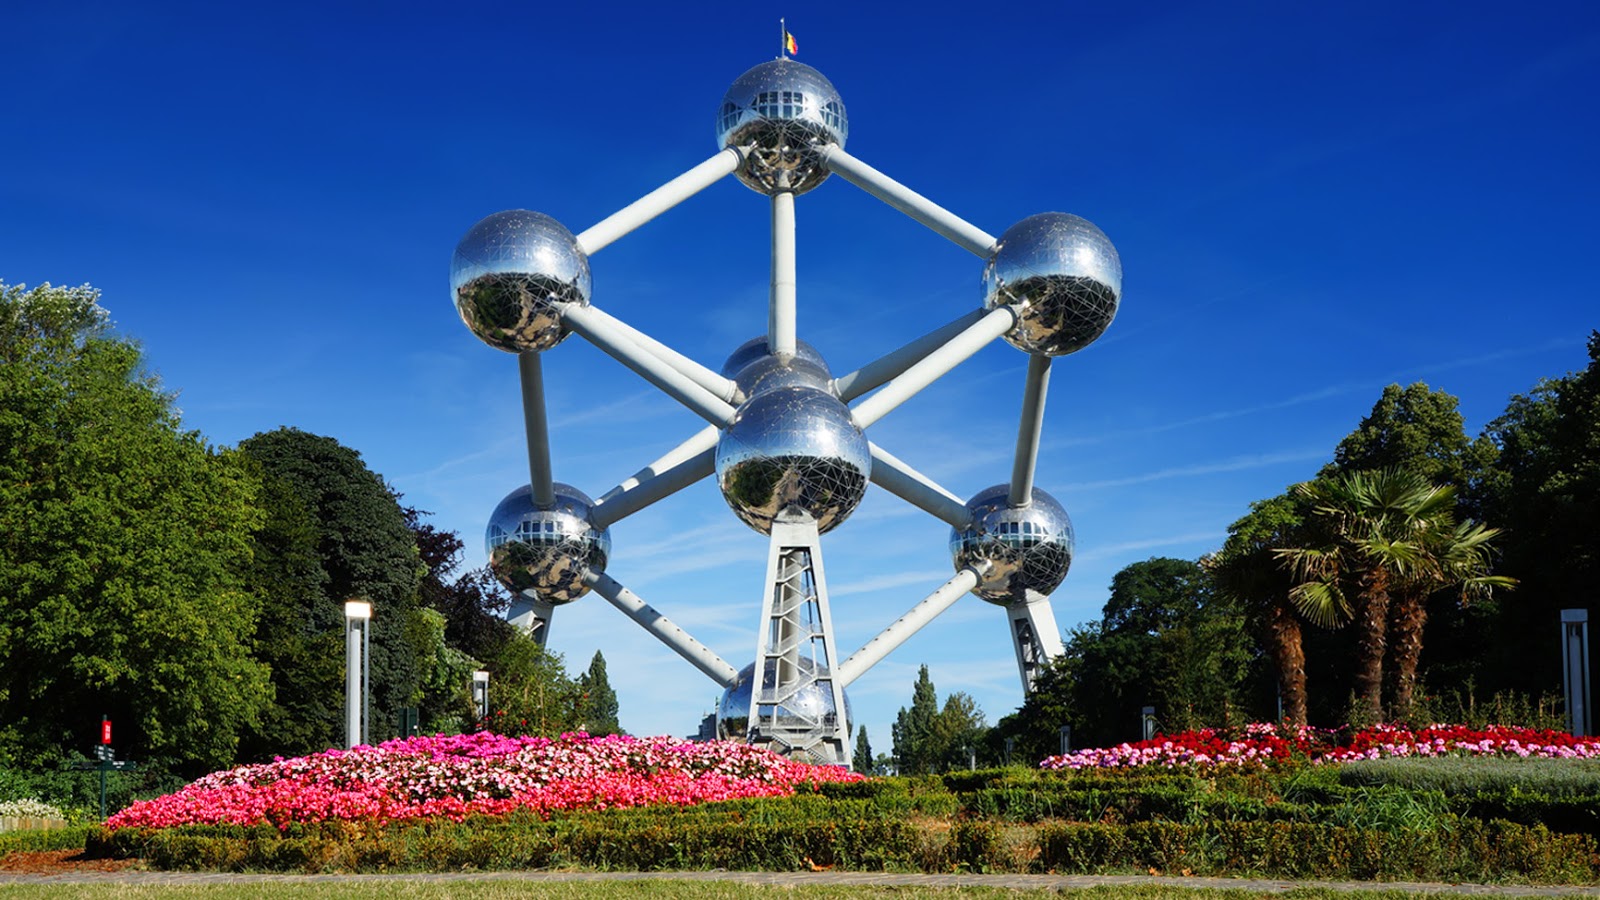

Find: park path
<box><xmin>1</xmin><ymin>869</ymin><xmax>1599</xmax><ymax>895</ymax></box>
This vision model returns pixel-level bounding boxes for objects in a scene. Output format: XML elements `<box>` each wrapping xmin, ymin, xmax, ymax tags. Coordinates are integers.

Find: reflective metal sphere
<box><xmin>984</xmin><ymin>213</ymin><xmax>1121</xmax><ymax>357</ymax></box>
<box><xmin>716</xmin><ymin>59</ymin><xmax>847</xmax><ymax>195</ymax></box>
<box><xmin>451</xmin><ymin>210</ymin><xmax>591</xmax><ymax>353</ymax></box>
<box><xmin>950</xmin><ymin>484</ymin><xmax>1075</xmax><ymax>605</ymax></box>
<box><xmin>485</xmin><ymin>483</ymin><xmax>610</xmax><ymax>604</ymax></box>
<box><xmin>716</xmin><ymin>386</ymin><xmax>869</xmax><ymax>535</ymax></box>
<box><xmin>720</xmin><ymin>336</ymin><xmax>828</xmax><ymax>382</ymax></box>
<box><xmin>716</xmin><ymin>658</ymin><xmax>851</xmax><ymax>754</ymax></box>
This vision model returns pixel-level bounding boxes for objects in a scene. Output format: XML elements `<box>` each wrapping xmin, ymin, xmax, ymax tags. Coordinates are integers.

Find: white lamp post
<box><xmin>472</xmin><ymin>670</ymin><xmax>490</xmax><ymax>724</ymax></box>
<box><xmin>344</xmin><ymin>600</ymin><xmax>372</xmax><ymax>749</ymax></box>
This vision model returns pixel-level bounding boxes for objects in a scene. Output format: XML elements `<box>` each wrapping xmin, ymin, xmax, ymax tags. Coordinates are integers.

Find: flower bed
<box><xmin>1040</xmin><ymin>722</ymin><xmax>1600</xmax><ymax>771</ymax></box>
<box><xmin>107</xmin><ymin>732</ymin><xmax>861</xmax><ymax>830</ymax></box>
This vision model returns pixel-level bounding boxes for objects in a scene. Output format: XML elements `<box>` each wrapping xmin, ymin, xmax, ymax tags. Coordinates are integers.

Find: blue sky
<box><xmin>5</xmin><ymin>2</ymin><xmax>1598</xmax><ymax>752</ymax></box>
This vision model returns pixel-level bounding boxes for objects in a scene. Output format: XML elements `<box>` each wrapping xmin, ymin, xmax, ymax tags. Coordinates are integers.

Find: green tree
<box><xmin>933</xmin><ymin>692</ymin><xmax>988</xmax><ymax>770</ymax></box>
<box><xmin>891</xmin><ymin>665</ymin><xmax>941</xmax><ymax>775</ymax></box>
<box><xmin>577</xmin><ymin>651</ymin><xmax>621</xmax><ymax>735</ymax></box>
<box><xmin>1387</xmin><ymin>518</ymin><xmax>1515</xmax><ymax>717</ymax></box>
<box><xmin>1206</xmin><ymin>494</ymin><xmax>1311</xmax><ymax>725</ymax></box>
<box><xmin>1325</xmin><ymin>383</ymin><xmax>1472</xmax><ymax>487</ymax></box>
<box><xmin>852</xmin><ymin>725</ymin><xmax>873</xmax><ymax>774</ymax></box>
<box><xmin>483</xmin><ymin>633</ymin><xmax>582</xmax><ymax>736</ymax></box>
<box><xmin>0</xmin><ymin>282</ymin><xmax>271</xmax><ymax>772</ymax></box>
<box><xmin>1277</xmin><ymin>468</ymin><xmax>1457</xmax><ymax>722</ymax></box>
<box><xmin>1465</xmin><ymin>332</ymin><xmax>1600</xmax><ymax>700</ymax></box>
<box><xmin>238</xmin><ymin>428</ymin><xmax>424</xmax><ymax>754</ymax></box>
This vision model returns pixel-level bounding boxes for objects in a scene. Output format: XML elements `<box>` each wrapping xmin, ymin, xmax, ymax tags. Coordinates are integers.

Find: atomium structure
<box><xmin>452</xmin><ymin>56</ymin><xmax>1121</xmax><ymax>766</ymax></box>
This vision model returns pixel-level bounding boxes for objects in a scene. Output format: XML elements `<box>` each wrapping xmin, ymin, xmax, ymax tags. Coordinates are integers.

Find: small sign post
<box><xmin>70</xmin><ymin>717</ymin><xmax>137</xmax><ymax>820</ymax></box>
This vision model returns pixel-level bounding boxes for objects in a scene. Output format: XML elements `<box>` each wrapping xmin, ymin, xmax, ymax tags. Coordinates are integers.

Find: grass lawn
<box><xmin>0</xmin><ymin>881</ymin><xmax>1469</xmax><ymax>900</ymax></box>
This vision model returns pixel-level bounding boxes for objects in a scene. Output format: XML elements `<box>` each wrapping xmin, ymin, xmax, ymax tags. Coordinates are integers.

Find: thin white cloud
<box><xmin>1063</xmin><ymin>449</ymin><xmax>1326</xmax><ymax>491</ymax></box>
<box><xmin>1074</xmin><ymin>531</ymin><xmax>1229</xmax><ymax>563</ymax></box>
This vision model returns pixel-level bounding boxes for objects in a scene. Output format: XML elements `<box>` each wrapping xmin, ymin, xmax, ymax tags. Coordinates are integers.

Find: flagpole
<box><xmin>780</xmin><ymin>18</ymin><xmax>786</xmax><ymax>59</ymax></box>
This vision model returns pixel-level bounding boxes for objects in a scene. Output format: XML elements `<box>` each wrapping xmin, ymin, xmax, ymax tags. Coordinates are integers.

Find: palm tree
<box><xmin>1206</xmin><ymin>494</ymin><xmax>1310</xmax><ymax>726</ymax></box>
<box><xmin>1275</xmin><ymin>468</ymin><xmax>1456</xmax><ymax>723</ymax></box>
<box><xmin>1387</xmin><ymin>518</ymin><xmax>1516</xmax><ymax>717</ymax></box>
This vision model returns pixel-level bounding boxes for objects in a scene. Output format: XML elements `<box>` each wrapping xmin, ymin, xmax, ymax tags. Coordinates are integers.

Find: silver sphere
<box><xmin>720</xmin><ymin>336</ymin><xmax>833</xmax><ymax>397</ymax></box>
<box><xmin>720</xmin><ymin>336</ymin><xmax>828</xmax><ymax>381</ymax></box>
<box><xmin>950</xmin><ymin>484</ymin><xmax>1075</xmax><ymax>605</ymax></box>
<box><xmin>485</xmin><ymin>483</ymin><xmax>610</xmax><ymax>604</ymax></box>
<box><xmin>984</xmin><ymin>212</ymin><xmax>1121</xmax><ymax>357</ymax></box>
<box><xmin>716</xmin><ymin>59</ymin><xmax>847</xmax><ymax>195</ymax></box>
<box><xmin>716</xmin><ymin>386</ymin><xmax>869</xmax><ymax>535</ymax></box>
<box><xmin>716</xmin><ymin>658</ymin><xmax>851</xmax><ymax>759</ymax></box>
<box><xmin>451</xmin><ymin>210</ymin><xmax>591</xmax><ymax>353</ymax></box>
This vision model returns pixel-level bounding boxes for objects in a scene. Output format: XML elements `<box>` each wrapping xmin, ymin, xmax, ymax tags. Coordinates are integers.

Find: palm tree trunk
<box><xmin>1270</xmin><ymin>598</ymin><xmax>1308</xmax><ymax>727</ymax></box>
<box><xmin>1354</xmin><ymin>568</ymin><xmax>1390</xmax><ymax>723</ymax></box>
<box><xmin>1388</xmin><ymin>589</ymin><xmax>1428</xmax><ymax>720</ymax></box>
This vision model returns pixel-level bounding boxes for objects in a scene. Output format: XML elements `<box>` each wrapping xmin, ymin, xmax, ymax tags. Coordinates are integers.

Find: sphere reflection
<box><xmin>486</xmin><ymin>483</ymin><xmax>610</xmax><ymax>604</ymax></box>
<box><xmin>983</xmin><ymin>213</ymin><xmax>1121</xmax><ymax>357</ymax></box>
<box><xmin>716</xmin><ymin>386</ymin><xmax>870</xmax><ymax>535</ymax></box>
<box><xmin>451</xmin><ymin>210</ymin><xmax>591</xmax><ymax>353</ymax></box>
<box><xmin>716</xmin><ymin>59</ymin><xmax>847</xmax><ymax>195</ymax></box>
<box><xmin>716</xmin><ymin>657</ymin><xmax>851</xmax><ymax>763</ymax></box>
<box><xmin>950</xmin><ymin>484</ymin><xmax>1074</xmax><ymax>605</ymax></box>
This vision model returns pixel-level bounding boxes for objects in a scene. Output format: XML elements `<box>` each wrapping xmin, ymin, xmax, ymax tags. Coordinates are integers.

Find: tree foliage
<box><xmin>237</xmin><ymin>428</ymin><xmax>424</xmax><ymax>757</ymax></box>
<box><xmin>1468</xmin><ymin>332</ymin><xmax>1600</xmax><ymax>700</ymax></box>
<box><xmin>482</xmin><ymin>634</ymin><xmax>583</xmax><ymax>736</ymax></box>
<box><xmin>852</xmin><ymin>725</ymin><xmax>873</xmax><ymax>774</ymax></box>
<box><xmin>996</xmin><ymin>557</ymin><xmax>1259</xmax><ymax>754</ymax></box>
<box><xmin>577</xmin><ymin>651</ymin><xmax>621</xmax><ymax>736</ymax></box>
<box><xmin>0</xmin><ymin>283</ymin><xmax>271</xmax><ymax>773</ymax></box>
<box><xmin>891</xmin><ymin>665</ymin><xmax>986</xmax><ymax>774</ymax></box>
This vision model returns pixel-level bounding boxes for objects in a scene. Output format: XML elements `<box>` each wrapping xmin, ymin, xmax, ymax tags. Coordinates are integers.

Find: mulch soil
<box><xmin>0</xmin><ymin>849</ymin><xmax>141</xmax><ymax>874</ymax></box>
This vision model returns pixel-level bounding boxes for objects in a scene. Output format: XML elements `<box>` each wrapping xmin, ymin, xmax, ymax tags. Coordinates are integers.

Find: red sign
<box><xmin>100</xmin><ymin>719</ymin><xmax>111</xmax><ymax>745</ymax></box>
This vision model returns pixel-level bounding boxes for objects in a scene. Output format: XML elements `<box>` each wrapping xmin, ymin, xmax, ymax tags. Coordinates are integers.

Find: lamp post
<box><xmin>472</xmin><ymin>670</ymin><xmax>490</xmax><ymax>724</ymax></box>
<box><xmin>345</xmin><ymin>600</ymin><xmax>372</xmax><ymax>749</ymax></box>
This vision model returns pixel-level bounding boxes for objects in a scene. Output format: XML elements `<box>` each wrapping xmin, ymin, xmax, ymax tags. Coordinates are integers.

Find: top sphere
<box><xmin>984</xmin><ymin>213</ymin><xmax>1121</xmax><ymax>357</ymax></box>
<box><xmin>451</xmin><ymin>210</ymin><xmax>591</xmax><ymax>353</ymax></box>
<box><xmin>716</xmin><ymin>59</ymin><xmax>847</xmax><ymax>195</ymax></box>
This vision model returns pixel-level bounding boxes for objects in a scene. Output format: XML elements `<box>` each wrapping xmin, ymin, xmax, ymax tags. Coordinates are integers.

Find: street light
<box><xmin>345</xmin><ymin>600</ymin><xmax>372</xmax><ymax>749</ymax></box>
<box><xmin>472</xmin><ymin>670</ymin><xmax>490</xmax><ymax>724</ymax></box>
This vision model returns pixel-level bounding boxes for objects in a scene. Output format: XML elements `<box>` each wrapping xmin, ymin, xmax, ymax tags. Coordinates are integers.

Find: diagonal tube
<box><xmin>868</xmin><ymin>442</ymin><xmax>972</xmax><ymax>529</ymax></box>
<box><xmin>517</xmin><ymin>352</ymin><xmax>557</xmax><ymax>508</ymax></box>
<box><xmin>821</xmin><ymin>146</ymin><xmax>997</xmax><ymax>258</ymax></box>
<box><xmin>835</xmin><ymin>568</ymin><xmax>982</xmax><ymax>687</ymax></box>
<box><xmin>581</xmin><ymin>306</ymin><xmax>740</xmax><ymax>405</ymax></box>
<box><xmin>834</xmin><ymin>307</ymin><xmax>989</xmax><ymax>402</ymax></box>
<box><xmin>576</xmin><ymin>147</ymin><xmax>746</xmax><ymax>255</ymax></box>
<box><xmin>1008</xmin><ymin>354</ymin><xmax>1053</xmax><ymax>507</ymax></box>
<box><xmin>849</xmin><ymin>306</ymin><xmax>1016</xmax><ymax>428</ymax></box>
<box><xmin>584</xmin><ymin>570</ymin><xmax>740</xmax><ymax>688</ymax></box>
<box><xmin>590</xmin><ymin>446</ymin><xmax>715</xmax><ymax>529</ymax></box>
<box><xmin>560</xmin><ymin>303</ymin><xmax>737</xmax><ymax>427</ymax></box>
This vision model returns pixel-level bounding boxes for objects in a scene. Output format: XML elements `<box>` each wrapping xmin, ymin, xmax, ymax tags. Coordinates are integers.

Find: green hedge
<box><xmin>1035</xmin><ymin>819</ymin><xmax>1600</xmax><ymax>882</ymax></box>
<box><xmin>1339</xmin><ymin>756</ymin><xmax>1600</xmax><ymax>796</ymax></box>
<box><xmin>91</xmin><ymin>812</ymin><xmax>1600</xmax><ymax>882</ymax></box>
<box><xmin>0</xmin><ymin>826</ymin><xmax>95</xmax><ymax>853</ymax></box>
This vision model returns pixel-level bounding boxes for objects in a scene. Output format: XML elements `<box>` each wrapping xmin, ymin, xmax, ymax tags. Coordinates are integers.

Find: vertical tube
<box><xmin>1008</xmin><ymin>355</ymin><xmax>1053</xmax><ymax>507</ymax></box>
<box><xmin>362</xmin><ymin>619</ymin><xmax>370</xmax><ymax>746</ymax></box>
<box><xmin>770</xmin><ymin>191</ymin><xmax>797</xmax><ymax>357</ymax></box>
<box><xmin>345</xmin><ymin>619</ymin><xmax>361</xmax><ymax>749</ymax></box>
<box><xmin>518</xmin><ymin>352</ymin><xmax>556</xmax><ymax>509</ymax></box>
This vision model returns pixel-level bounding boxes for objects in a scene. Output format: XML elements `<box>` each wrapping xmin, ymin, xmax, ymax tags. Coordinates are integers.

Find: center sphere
<box><xmin>715</xmin><ymin>386</ymin><xmax>870</xmax><ymax>535</ymax></box>
<box><xmin>717</xmin><ymin>59</ymin><xmax>847</xmax><ymax>195</ymax></box>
